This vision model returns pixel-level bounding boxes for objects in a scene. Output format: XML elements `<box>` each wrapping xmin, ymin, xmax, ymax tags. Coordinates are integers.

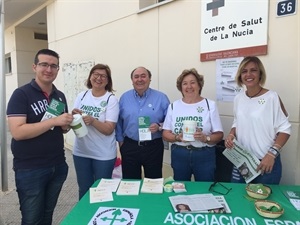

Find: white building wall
<box><xmin>5</xmin><ymin>0</ymin><xmax>300</xmax><ymax>184</ymax></box>
<box><xmin>15</xmin><ymin>27</ymin><xmax>48</xmax><ymax>86</ymax></box>
<box><xmin>4</xmin><ymin>27</ymin><xmax>47</xmax><ymax>101</ymax></box>
<box><xmin>5</xmin><ymin>27</ymin><xmax>18</xmax><ymax>100</ymax></box>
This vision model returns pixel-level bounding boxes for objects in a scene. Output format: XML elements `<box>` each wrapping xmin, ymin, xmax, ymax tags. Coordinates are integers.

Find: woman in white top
<box><xmin>163</xmin><ymin>68</ymin><xmax>223</xmax><ymax>181</ymax></box>
<box><xmin>225</xmin><ymin>56</ymin><xmax>291</xmax><ymax>184</ymax></box>
<box><xmin>72</xmin><ymin>64</ymin><xmax>119</xmax><ymax>199</ymax></box>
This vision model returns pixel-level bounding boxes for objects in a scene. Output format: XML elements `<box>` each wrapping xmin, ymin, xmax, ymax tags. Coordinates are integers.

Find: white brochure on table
<box><xmin>97</xmin><ymin>178</ymin><xmax>121</xmax><ymax>192</ymax></box>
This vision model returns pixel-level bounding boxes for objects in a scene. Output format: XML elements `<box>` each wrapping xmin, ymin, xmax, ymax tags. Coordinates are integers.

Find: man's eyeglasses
<box><xmin>209</xmin><ymin>182</ymin><xmax>232</xmax><ymax>195</ymax></box>
<box><xmin>37</xmin><ymin>62</ymin><xmax>59</xmax><ymax>70</ymax></box>
<box><xmin>92</xmin><ymin>73</ymin><xmax>108</xmax><ymax>79</ymax></box>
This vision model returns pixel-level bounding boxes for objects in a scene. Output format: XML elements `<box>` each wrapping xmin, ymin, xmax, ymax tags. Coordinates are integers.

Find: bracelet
<box><xmin>267</xmin><ymin>152</ymin><xmax>276</xmax><ymax>159</ymax></box>
<box><xmin>272</xmin><ymin>144</ymin><xmax>282</xmax><ymax>151</ymax></box>
<box><xmin>270</xmin><ymin>146</ymin><xmax>280</xmax><ymax>154</ymax></box>
<box><xmin>268</xmin><ymin>147</ymin><xmax>280</xmax><ymax>158</ymax></box>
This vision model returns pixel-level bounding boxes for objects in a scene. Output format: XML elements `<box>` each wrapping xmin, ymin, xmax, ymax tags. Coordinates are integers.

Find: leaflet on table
<box><xmin>222</xmin><ymin>139</ymin><xmax>261</xmax><ymax>183</ymax></box>
<box><xmin>138</xmin><ymin>116</ymin><xmax>151</xmax><ymax>141</ymax></box>
<box><xmin>89</xmin><ymin>187</ymin><xmax>113</xmax><ymax>203</ymax></box>
<box><xmin>140</xmin><ymin>178</ymin><xmax>164</xmax><ymax>194</ymax></box>
<box><xmin>41</xmin><ymin>98</ymin><xmax>66</xmax><ymax>130</ymax></box>
<box><xmin>283</xmin><ymin>190</ymin><xmax>300</xmax><ymax>210</ymax></box>
<box><xmin>197</xmin><ymin>196</ymin><xmax>232</xmax><ymax>214</ymax></box>
<box><xmin>116</xmin><ymin>180</ymin><xmax>141</xmax><ymax>195</ymax></box>
<box><xmin>169</xmin><ymin>194</ymin><xmax>223</xmax><ymax>213</ymax></box>
<box><xmin>97</xmin><ymin>178</ymin><xmax>121</xmax><ymax>192</ymax></box>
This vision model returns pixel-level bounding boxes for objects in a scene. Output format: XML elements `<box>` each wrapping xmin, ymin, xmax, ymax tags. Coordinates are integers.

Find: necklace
<box><xmin>246</xmin><ymin>87</ymin><xmax>263</xmax><ymax>98</ymax></box>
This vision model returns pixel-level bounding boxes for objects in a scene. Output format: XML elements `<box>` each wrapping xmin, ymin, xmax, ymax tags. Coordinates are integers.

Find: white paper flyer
<box><xmin>222</xmin><ymin>139</ymin><xmax>261</xmax><ymax>183</ymax></box>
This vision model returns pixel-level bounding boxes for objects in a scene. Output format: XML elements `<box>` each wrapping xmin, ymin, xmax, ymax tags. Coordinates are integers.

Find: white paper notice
<box><xmin>97</xmin><ymin>178</ymin><xmax>121</xmax><ymax>192</ymax></box>
<box><xmin>89</xmin><ymin>187</ymin><xmax>113</xmax><ymax>203</ymax></box>
<box><xmin>116</xmin><ymin>180</ymin><xmax>141</xmax><ymax>195</ymax></box>
<box><xmin>216</xmin><ymin>57</ymin><xmax>243</xmax><ymax>102</ymax></box>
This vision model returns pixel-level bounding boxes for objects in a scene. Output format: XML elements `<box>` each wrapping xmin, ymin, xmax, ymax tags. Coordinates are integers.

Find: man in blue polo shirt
<box><xmin>116</xmin><ymin>67</ymin><xmax>170</xmax><ymax>179</ymax></box>
<box><xmin>6</xmin><ymin>49</ymin><xmax>73</xmax><ymax>225</ymax></box>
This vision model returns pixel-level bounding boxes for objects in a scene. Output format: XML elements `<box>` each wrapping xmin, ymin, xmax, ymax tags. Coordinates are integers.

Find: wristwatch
<box><xmin>206</xmin><ymin>135</ymin><xmax>211</xmax><ymax>143</ymax></box>
<box><xmin>157</xmin><ymin>123</ymin><xmax>162</xmax><ymax>131</ymax></box>
<box><xmin>62</xmin><ymin>127</ymin><xmax>71</xmax><ymax>133</ymax></box>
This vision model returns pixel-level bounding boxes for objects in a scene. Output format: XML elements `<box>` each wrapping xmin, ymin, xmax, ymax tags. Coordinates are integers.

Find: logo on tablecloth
<box><xmin>88</xmin><ymin>207</ymin><xmax>139</xmax><ymax>225</ymax></box>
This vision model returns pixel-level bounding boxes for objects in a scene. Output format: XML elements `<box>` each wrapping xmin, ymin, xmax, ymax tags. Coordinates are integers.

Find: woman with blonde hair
<box><xmin>225</xmin><ymin>56</ymin><xmax>291</xmax><ymax>184</ymax></box>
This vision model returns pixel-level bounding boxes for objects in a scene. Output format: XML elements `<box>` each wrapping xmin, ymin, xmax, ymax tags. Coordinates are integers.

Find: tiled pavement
<box><xmin>0</xmin><ymin>133</ymin><xmax>78</xmax><ymax>225</ymax></box>
<box><xmin>0</xmin><ymin>131</ymin><xmax>173</xmax><ymax>225</ymax></box>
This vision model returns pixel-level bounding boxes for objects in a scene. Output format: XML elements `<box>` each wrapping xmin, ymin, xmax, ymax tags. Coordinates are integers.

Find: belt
<box><xmin>124</xmin><ymin>137</ymin><xmax>162</xmax><ymax>147</ymax></box>
<box><xmin>184</xmin><ymin>145</ymin><xmax>199</xmax><ymax>150</ymax></box>
<box><xmin>175</xmin><ymin>144</ymin><xmax>204</xmax><ymax>150</ymax></box>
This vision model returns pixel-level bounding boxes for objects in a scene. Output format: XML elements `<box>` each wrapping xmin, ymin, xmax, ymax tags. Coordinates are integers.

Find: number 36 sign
<box><xmin>277</xmin><ymin>0</ymin><xmax>297</xmax><ymax>17</ymax></box>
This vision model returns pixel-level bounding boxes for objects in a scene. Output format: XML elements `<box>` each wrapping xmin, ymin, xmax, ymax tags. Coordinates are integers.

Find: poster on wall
<box><xmin>200</xmin><ymin>0</ymin><xmax>269</xmax><ymax>61</ymax></box>
<box><xmin>62</xmin><ymin>61</ymin><xmax>94</xmax><ymax>147</ymax></box>
<box><xmin>62</xmin><ymin>61</ymin><xmax>94</xmax><ymax>109</ymax></box>
<box><xmin>216</xmin><ymin>57</ymin><xmax>243</xmax><ymax>102</ymax></box>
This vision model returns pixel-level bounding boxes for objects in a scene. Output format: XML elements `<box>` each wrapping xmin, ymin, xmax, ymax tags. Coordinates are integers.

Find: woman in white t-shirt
<box><xmin>162</xmin><ymin>68</ymin><xmax>223</xmax><ymax>181</ymax></box>
<box><xmin>224</xmin><ymin>56</ymin><xmax>291</xmax><ymax>184</ymax></box>
<box><xmin>72</xmin><ymin>64</ymin><xmax>119</xmax><ymax>199</ymax></box>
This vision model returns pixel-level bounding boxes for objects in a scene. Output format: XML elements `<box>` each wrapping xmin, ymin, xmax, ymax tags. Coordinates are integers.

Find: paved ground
<box><xmin>0</xmin><ymin>131</ymin><xmax>173</xmax><ymax>225</ymax></box>
<box><xmin>0</xmin><ymin>132</ymin><xmax>78</xmax><ymax>225</ymax></box>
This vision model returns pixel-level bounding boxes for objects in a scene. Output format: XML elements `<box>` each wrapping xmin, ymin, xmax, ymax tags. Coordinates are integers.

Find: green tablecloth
<box><xmin>61</xmin><ymin>180</ymin><xmax>300</xmax><ymax>225</ymax></box>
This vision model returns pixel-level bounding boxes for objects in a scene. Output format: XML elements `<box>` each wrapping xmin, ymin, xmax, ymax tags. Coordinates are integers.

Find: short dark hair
<box><xmin>34</xmin><ymin>49</ymin><xmax>60</xmax><ymax>65</ymax></box>
<box><xmin>86</xmin><ymin>64</ymin><xmax>114</xmax><ymax>92</ymax></box>
<box><xmin>130</xmin><ymin>67</ymin><xmax>152</xmax><ymax>79</ymax></box>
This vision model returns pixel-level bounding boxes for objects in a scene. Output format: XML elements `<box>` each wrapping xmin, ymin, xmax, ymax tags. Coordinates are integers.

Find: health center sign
<box><xmin>200</xmin><ymin>0</ymin><xmax>269</xmax><ymax>61</ymax></box>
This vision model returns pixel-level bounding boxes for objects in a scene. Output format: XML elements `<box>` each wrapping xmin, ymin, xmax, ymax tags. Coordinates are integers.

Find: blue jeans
<box><xmin>231</xmin><ymin>156</ymin><xmax>282</xmax><ymax>184</ymax></box>
<box><xmin>171</xmin><ymin>144</ymin><xmax>216</xmax><ymax>182</ymax></box>
<box><xmin>15</xmin><ymin>162</ymin><xmax>68</xmax><ymax>225</ymax></box>
<box><xmin>73</xmin><ymin>155</ymin><xmax>116</xmax><ymax>199</ymax></box>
